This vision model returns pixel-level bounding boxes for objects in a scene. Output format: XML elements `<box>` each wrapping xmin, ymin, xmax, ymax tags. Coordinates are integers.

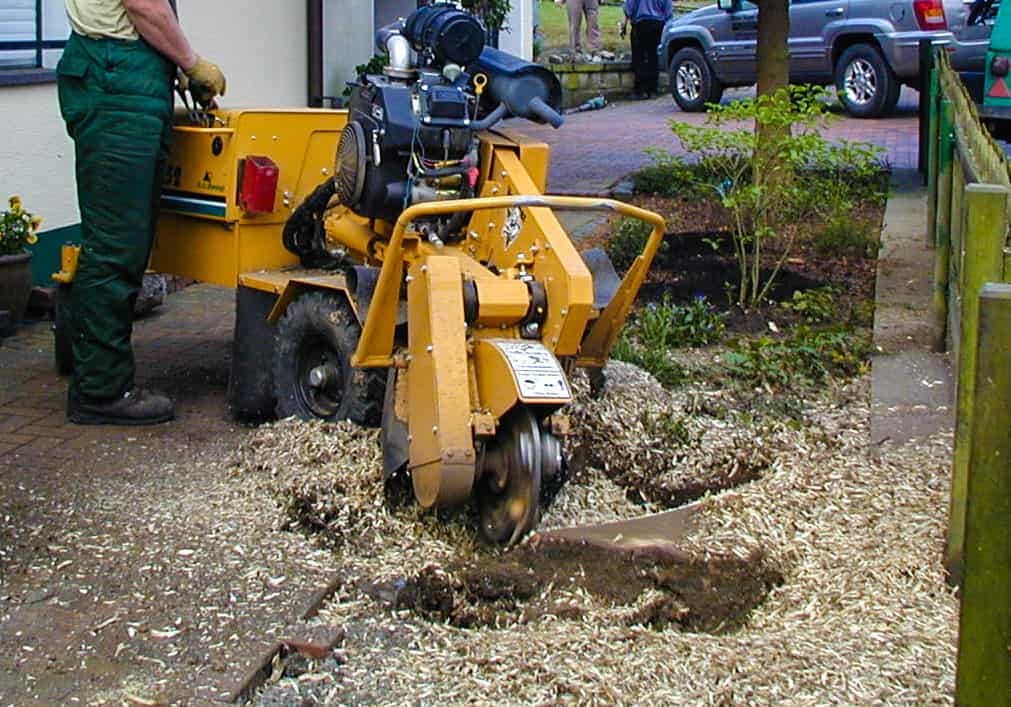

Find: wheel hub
<box><xmin>295</xmin><ymin>339</ymin><xmax>345</xmax><ymax>418</ymax></box>
<box><xmin>676</xmin><ymin>62</ymin><xmax>702</xmax><ymax>102</ymax></box>
<box><xmin>844</xmin><ymin>59</ymin><xmax>877</xmax><ymax>105</ymax></box>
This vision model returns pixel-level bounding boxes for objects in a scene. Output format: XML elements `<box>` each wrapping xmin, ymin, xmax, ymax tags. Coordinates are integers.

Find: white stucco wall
<box><xmin>0</xmin><ymin>84</ymin><xmax>77</xmax><ymax>228</ymax></box>
<box><xmin>499</xmin><ymin>0</ymin><xmax>534</xmax><ymax>61</ymax></box>
<box><xmin>0</xmin><ymin>0</ymin><xmax>307</xmax><ymax>232</ymax></box>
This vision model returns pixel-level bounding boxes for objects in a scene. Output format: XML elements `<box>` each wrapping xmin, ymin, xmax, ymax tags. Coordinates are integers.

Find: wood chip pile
<box><xmin>233</xmin><ymin>363</ymin><xmax>957</xmax><ymax>706</ymax></box>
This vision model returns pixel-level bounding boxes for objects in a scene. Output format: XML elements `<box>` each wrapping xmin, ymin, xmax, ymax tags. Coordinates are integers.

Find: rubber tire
<box><xmin>272</xmin><ymin>291</ymin><xmax>384</xmax><ymax>424</ymax></box>
<box><xmin>669</xmin><ymin>46</ymin><xmax>723</xmax><ymax>112</ymax></box>
<box><xmin>54</xmin><ymin>284</ymin><xmax>74</xmax><ymax>376</ymax></box>
<box><xmin>834</xmin><ymin>44</ymin><xmax>901</xmax><ymax>119</ymax></box>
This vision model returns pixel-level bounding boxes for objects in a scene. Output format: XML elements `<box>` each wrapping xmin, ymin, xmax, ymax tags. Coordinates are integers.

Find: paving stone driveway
<box><xmin>511</xmin><ymin>86</ymin><xmax>921</xmax><ymax>194</ymax></box>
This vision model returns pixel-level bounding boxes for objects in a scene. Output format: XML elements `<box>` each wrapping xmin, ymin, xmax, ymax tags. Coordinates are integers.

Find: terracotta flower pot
<box><xmin>0</xmin><ymin>251</ymin><xmax>33</xmax><ymax>330</ymax></box>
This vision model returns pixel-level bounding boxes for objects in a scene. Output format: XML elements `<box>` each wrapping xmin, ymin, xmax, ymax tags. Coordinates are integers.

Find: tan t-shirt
<box><xmin>65</xmin><ymin>0</ymin><xmax>139</xmax><ymax>40</ymax></box>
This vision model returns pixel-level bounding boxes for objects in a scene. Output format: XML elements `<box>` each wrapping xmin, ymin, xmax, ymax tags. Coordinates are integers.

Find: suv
<box><xmin>658</xmin><ymin>0</ymin><xmax>993</xmax><ymax>117</ymax></box>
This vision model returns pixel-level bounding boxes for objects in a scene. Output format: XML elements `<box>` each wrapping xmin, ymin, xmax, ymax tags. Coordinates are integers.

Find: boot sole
<box><xmin>67</xmin><ymin>411</ymin><xmax>175</xmax><ymax>426</ymax></box>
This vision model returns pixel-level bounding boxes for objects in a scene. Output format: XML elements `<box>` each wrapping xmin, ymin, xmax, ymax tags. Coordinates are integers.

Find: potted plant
<box><xmin>0</xmin><ymin>195</ymin><xmax>42</xmax><ymax>331</ymax></box>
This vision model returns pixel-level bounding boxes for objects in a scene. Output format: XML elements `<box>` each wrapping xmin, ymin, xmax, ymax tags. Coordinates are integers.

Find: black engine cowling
<box><xmin>333</xmin><ymin>4</ymin><xmax>563</xmax><ymax>226</ymax></box>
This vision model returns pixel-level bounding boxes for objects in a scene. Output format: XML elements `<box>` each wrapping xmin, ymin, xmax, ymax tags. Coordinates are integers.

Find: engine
<box><xmin>335</xmin><ymin>4</ymin><xmax>564</xmax><ymax>242</ymax></box>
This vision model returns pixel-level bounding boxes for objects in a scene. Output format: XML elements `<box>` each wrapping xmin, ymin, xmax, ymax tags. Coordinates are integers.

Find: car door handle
<box><xmin>825</xmin><ymin>7</ymin><xmax>844</xmax><ymax>17</ymax></box>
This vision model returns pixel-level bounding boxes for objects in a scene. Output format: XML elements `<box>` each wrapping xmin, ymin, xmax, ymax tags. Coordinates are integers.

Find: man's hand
<box><xmin>182</xmin><ymin>56</ymin><xmax>227</xmax><ymax>108</ymax></box>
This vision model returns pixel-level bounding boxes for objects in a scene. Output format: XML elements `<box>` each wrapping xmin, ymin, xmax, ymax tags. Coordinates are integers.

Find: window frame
<box><xmin>0</xmin><ymin>0</ymin><xmax>67</xmax><ymax>86</ymax></box>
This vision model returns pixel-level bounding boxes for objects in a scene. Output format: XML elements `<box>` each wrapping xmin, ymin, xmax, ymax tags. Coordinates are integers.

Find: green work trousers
<box><xmin>57</xmin><ymin>32</ymin><xmax>175</xmax><ymax>400</ymax></box>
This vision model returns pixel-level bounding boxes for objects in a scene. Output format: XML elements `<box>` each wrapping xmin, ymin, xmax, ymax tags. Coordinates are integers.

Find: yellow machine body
<box><xmin>149</xmin><ymin>108</ymin><xmax>352</xmax><ymax>287</ymax></box>
<box><xmin>53</xmin><ymin>107</ymin><xmax>665</xmax><ymax>543</ymax></box>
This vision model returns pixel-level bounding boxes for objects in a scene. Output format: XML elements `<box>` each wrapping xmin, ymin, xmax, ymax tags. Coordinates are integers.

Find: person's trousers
<box><xmin>631</xmin><ymin>19</ymin><xmax>664</xmax><ymax>95</ymax></box>
<box><xmin>56</xmin><ymin>32</ymin><xmax>174</xmax><ymax>400</ymax></box>
<box><xmin>568</xmin><ymin>0</ymin><xmax>601</xmax><ymax>52</ymax></box>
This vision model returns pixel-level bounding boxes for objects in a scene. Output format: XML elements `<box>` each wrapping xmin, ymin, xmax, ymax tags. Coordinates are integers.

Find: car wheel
<box><xmin>834</xmin><ymin>44</ymin><xmax>901</xmax><ymax>118</ymax></box>
<box><xmin>669</xmin><ymin>47</ymin><xmax>723</xmax><ymax>112</ymax></box>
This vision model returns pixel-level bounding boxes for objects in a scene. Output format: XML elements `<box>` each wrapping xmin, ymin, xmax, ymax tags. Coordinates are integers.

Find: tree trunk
<box><xmin>756</xmin><ymin>0</ymin><xmax>790</xmax><ymax>98</ymax></box>
<box><xmin>748</xmin><ymin>0</ymin><xmax>791</xmax><ymax>308</ymax></box>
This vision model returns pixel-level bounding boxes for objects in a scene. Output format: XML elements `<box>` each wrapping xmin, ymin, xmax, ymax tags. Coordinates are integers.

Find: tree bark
<box><xmin>749</xmin><ymin>0</ymin><xmax>791</xmax><ymax>308</ymax></box>
<box><xmin>756</xmin><ymin>0</ymin><xmax>790</xmax><ymax>98</ymax></box>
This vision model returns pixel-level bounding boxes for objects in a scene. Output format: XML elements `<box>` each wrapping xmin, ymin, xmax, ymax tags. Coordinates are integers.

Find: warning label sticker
<box><xmin>494</xmin><ymin>340</ymin><xmax>571</xmax><ymax>400</ymax></box>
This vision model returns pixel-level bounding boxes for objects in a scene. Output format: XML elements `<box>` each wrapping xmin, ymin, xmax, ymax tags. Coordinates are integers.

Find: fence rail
<box><xmin>925</xmin><ymin>48</ymin><xmax>1011</xmax><ymax>707</ymax></box>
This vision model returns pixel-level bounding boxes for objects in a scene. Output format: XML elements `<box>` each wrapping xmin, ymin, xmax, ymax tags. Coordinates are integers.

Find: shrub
<box><xmin>665</xmin><ymin>86</ymin><xmax>886</xmax><ymax>309</ymax></box>
<box><xmin>606</xmin><ymin>217</ymin><xmax>666</xmax><ymax>272</ymax></box>
<box><xmin>723</xmin><ymin>325</ymin><xmax>872</xmax><ymax>388</ymax></box>
<box><xmin>637</xmin><ymin>295</ymin><xmax>726</xmax><ymax>349</ymax></box>
<box><xmin>612</xmin><ymin>333</ymin><xmax>688</xmax><ymax>387</ymax></box>
<box><xmin>781</xmin><ymin>286</ymin><xmax>837</xmax><ymax>324</ymax></box>
<box><xmin>813</xmin><ymin>215</ymin><xmax>881</xmax><ymax>258</ymax></box>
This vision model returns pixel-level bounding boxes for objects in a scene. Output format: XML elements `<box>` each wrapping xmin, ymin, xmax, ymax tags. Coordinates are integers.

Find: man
<box><xmin>557</xmin><ymin>0</ymin><xmax>601</xmax><ymax>54</ymax></box>
<box><xmin>57</xmin><ymin>0</ymin><xmax>226</xmax><ymax>425</ymax></box>
<box><xmin>623</xmin><ymin>0</ymin><xmax>672</xmax><ymax>98</ymax></box>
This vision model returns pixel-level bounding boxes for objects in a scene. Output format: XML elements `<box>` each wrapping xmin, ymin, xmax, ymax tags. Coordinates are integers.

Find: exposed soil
<box><xmin>369</xmin><ymin>542</ymin><xmax>781</xmax><ymax>634</ymax></box>
<box><xmin>584</xmin><ymin>193</ymin><xmax>884</xmax><ymax>332</ymax></box>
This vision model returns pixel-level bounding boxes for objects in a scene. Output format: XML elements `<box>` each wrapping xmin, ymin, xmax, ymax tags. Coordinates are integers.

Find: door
<box><xmin>714</xmin><ymin>1</ymin><xmax>759</xmax><ymax>82</ymax></box>
<box><xmin>789</xmin><ymin>0</ymin><xmax>849</xmax><ymax>80</ymax></box>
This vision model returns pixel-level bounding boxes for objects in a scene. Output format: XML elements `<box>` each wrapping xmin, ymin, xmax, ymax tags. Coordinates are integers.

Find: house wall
<box><xmin>0</xmin><ymin>0</ymin><xmax>307</xmax><ymax>282</ymax></box>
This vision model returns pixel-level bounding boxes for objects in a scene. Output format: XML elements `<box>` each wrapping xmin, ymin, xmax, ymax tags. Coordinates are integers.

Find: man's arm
<box><xmin>122</xmin><ymin>0</ymin><xmax>197</xmax><ymax>70</ymax></box>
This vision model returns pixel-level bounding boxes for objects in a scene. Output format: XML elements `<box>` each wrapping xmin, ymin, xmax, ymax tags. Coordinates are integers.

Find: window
<box><xmin>0</xmin><ymin>0</ymin><xmax>69</xmax><ymax>71</ymax></box>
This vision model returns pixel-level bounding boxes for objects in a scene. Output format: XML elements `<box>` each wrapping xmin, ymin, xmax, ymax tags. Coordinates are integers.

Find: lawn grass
<box><xmin>536</xmin><ymin>0</ymin><xmax>712</xmax><ymax>53</ymax></box>
<box><xmin>538</xmin><ymin>0</ymin><xmax>627</xmax><ymax>52</ymax></box>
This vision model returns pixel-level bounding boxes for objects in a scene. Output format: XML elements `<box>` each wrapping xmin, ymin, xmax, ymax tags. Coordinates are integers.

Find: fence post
<box><xmin>945</xmin><ymin>184</ymin><xmax>1009</xmax><ymax>584</ymax></box>
<box><xmin>919</xmin><ymin>39</ymin><xmax>933</xmax><ymax>181</ymax></box>
<box><xmin>932</xmin><ymin>99</ymin><xmax>955</xmax><ymax>351</ymax></box>
<box><xmin>927</xmin><ymin>55</ymin><xmax>941</xmax><ymax>241</ymax></box>
<box><xmin>954</xmin><ymin>283</ymin><xmax>1011</xmax><ymax>706</ymax></box>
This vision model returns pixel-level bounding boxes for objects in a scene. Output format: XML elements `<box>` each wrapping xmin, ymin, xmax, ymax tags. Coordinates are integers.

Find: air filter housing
<box><xmin>335</xmin><ymin>122</ymin><xmax>366</xmax><ymax>207</ymax></box>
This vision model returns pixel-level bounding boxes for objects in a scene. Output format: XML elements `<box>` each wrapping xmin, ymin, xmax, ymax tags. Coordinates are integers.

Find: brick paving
<box><xmin>0</xmin><ymin>285</ymin><xmax>234</xmax><ymax>475</ymax></box>
<box><xmin>510</xmin><ymin>86</ymin><xmax>920</xmax><ymax>193</ymax></box>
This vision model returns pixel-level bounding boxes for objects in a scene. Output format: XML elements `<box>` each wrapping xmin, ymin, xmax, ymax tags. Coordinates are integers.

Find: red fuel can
<box><xmin>238</xmin><ymin>156</ymin><xmax>279</xmax><ymax>214</ymax></box>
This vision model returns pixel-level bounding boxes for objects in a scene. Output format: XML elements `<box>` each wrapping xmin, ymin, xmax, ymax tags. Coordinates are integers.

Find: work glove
<box><xmin>180</xmin><ymin>56</ymin><xmax>227</xmax><ymax>109</ymax></box>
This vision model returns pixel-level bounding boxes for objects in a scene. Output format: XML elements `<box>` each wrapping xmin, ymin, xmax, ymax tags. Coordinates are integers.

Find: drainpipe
<box><xmin>307</xmin><ymin>0</ymin><xmax>324</xmax><ymax>107</ymax></box>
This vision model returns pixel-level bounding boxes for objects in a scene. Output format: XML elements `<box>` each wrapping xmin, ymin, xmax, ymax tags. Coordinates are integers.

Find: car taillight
<box><xmin>913</xmin><ymin>0</ymin><xmax>948</xmax><ymax>30</ymax></box>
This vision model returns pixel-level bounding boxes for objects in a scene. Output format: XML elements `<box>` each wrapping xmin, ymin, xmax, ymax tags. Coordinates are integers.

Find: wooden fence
<box><xmin>924</xmin><ymin>49</ymin><xmax>1011</xmax><ymax>706</ymax></box>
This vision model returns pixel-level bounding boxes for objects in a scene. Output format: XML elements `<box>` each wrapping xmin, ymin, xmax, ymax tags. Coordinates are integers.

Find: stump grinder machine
<box><xmin>54</xmin><ymin>5</ymin><xmax>666</xmax><ymax>544</ymax></box>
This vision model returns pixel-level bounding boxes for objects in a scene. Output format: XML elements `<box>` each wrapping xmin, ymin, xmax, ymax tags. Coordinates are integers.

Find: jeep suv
<box><xmin>658</xmin><ymin>0</ymin><xmax>993</xmax><ymax>117</ymax></box>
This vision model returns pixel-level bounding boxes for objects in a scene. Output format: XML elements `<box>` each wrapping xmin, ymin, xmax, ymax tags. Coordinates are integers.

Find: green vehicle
<box><xmin>970</xmin><ymin>0</ymin><xmax>1011</xmax><ymax>125</ymax></box>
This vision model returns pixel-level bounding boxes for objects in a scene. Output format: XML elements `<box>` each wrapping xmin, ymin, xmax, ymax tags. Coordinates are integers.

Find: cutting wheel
<box><xmin>476</xmin><ymin>408</ymin><xmax>547</xmax><ymax>545</ymax></box>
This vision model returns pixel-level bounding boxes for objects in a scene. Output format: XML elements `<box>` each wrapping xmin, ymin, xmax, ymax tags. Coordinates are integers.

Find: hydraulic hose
<box><xmin>469</xmin><ymin>103</ymin><xmax>509</xmax><ymax>131</ymax></box>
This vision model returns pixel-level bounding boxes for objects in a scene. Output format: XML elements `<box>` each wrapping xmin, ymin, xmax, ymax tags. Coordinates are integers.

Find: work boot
<box><xmin>68</xmin><ymin>386</ymin><xmax>175</xmax><ymax>426</ymax></box>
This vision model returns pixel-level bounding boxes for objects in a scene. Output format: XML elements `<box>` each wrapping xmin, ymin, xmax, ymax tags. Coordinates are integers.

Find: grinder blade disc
<box><xmin>476</xmin><ymin>407</ymin><xmax>543</xmax><ymax>545</ymax></box>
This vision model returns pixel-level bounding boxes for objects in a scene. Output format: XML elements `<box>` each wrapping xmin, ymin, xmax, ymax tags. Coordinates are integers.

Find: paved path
<box><xmin>870</xmin><ymin>169</ymin><xmax>953</xmax><ymax>445</ymax></box>
<box><xmin>509</xmin><ymin>86</ymin><xmax>921</xmax><ymax>194</ymax></box>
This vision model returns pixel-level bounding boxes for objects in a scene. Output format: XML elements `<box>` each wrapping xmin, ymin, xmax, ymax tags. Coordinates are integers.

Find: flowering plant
<box><xmin>0</xmin><ymin>195</ymin><xmax>43</xmax><ymax>257</ymax></box>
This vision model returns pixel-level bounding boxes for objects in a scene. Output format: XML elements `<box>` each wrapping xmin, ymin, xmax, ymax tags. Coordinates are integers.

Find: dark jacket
<box><xmin>623</xmin><ymin>0</ymin><xmax>672</xmax><ymax>23</ymax></box>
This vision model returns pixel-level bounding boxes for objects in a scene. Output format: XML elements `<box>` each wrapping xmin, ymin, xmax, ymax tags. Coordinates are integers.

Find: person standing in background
<box><xmin>623</xmin><ymin>0</ymin><xmax>672</xmax><ymax>98</ymax></box>
<box><xmin>556</xmin><ymin>0</ymin><xmax>601</xmax><ymax>54</ymax></box>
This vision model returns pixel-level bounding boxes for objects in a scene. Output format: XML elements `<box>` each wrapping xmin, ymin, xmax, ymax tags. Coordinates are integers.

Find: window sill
<box><xmin>0</xmin><ymin>68</ymin><xmax>57</xmax><ymax>87</ymax></box>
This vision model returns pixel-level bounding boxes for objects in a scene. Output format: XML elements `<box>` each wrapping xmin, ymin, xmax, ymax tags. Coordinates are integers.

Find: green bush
<box><xmin>781</xmin><ymin>286</ymin><xmax>837</xmax><ymax>324</ymax></box>
<box><xmin>606</xmin><ymin>217</ymin><xmax>666</xmax><ymax>272</ymax></box>
<box><xmin>637</xmin><ymin>295</ymin><xmax>727</xmax><ymax>349</ymax></box>
<box><xmin>664</xmin><ymin>86</ymin><xmax>887</xmax><ymax>308</ymax></box>
<box><xmin>813</xmin><ymin>215</ymin><xmax>881</xmax><ymax>258</ymax></box>
<box><xmin>723</xmin><ymin>325</ymin><xmax>872</xmax><ymax>388</ymax></box>
<box><xmin>612</xmin><ymin>334</ymin><xmax>688</xmax><ymax>387</ymax></box>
